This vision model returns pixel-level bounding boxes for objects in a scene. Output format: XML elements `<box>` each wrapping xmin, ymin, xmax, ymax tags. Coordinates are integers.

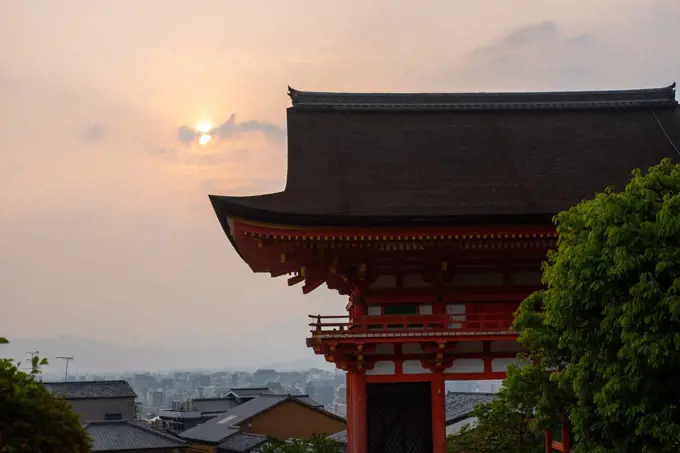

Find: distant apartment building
<box><xmin>43</xmin><ymin>380</ymin><xmax>137</xmax><ymax>422</ymax></box>
<box><xmin>252</xmin><ymin>369</ymin><xmax>277</xmax><ymax>385</ymax></box>
<box><xmin>148</xmin><ymin>390</ymin><xmax>166</xmax><ymax>408</ymax></box>
<box><xmin>304</xmin><ymin>382</ymin><xmax>335</xmax><ymax>410</ymax></box>
<box><xmin>191</xmin><ymin>374</ymin><xmax>212</xmax><ymax>388</ymax></box>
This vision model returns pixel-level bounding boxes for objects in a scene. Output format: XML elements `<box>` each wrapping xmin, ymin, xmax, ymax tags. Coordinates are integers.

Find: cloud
<box><xmin>177</xmin><ymin>126</ymin><xmax>197</xmax><ymax>144</ymax></box>
<box><xmin>149</xmin><ymin>145</ymin><xmax>263</xmax><ymax>167</ymax></box>
<box><xmin>176</xmin><ymin>114</ymin><xmax>285</xmax><ymax>145</ymax></box>
<box><xmin>499</xmin><ymin>20</ymin><xmax>558</xmax><ymax>50</ymax></box>
<box><xmin>82</xmin><ymin>123</ymin><xmax>106</xmax><ymax>141</ymax></box>
<box><xmin>469</xmin><ymin>20</ymin><xmax>563</xmax><ymax>60</ymax></box>
<box><xmin>429</xmin><ymin>20</ymin><xmax>611</xmax><ymax>91</ymax></box>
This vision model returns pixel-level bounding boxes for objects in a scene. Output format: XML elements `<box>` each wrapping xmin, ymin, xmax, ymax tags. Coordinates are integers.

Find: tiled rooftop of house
<box><xmin>83</xmin><ymin>420</ymin><xmax>186</xmax><ymax>451</ymax></box>
<box><xmin>327</xmin><ymin>430</ymin><xmax>347</xmax><ymax>444</ymax></box>
<box><xmin>180</xmin><ymin>394</ymin><xmax>336</xmax><ymax>444</ymax></box>
<box><xmin>444</xmin><ymin>392</ymin><xmax>497</xmax><ymax>423</ymax></box>
<box><xmin>43</xmin><ymin>380</ymin><xmax>137</xmax><ymax>399</ymax></box>
<box><xmin>192</xmin><ymin>397</ymin><xmax>240</xmax><ymax>414</ymax></box>
<box><xmin>218</xmin><ymin>432</ymin><xmax>268</xmax><ymax>453</ymax></box>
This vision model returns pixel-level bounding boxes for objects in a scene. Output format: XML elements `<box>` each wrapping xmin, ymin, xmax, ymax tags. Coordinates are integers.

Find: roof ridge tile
<box><xmin>288</xmin><ymin>84</ymin><xmax>677</xmax><ymax>111</ymax></box>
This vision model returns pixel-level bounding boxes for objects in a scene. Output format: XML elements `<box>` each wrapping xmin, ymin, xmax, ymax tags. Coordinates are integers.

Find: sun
<box><xmin>196</xmin><ymin>120</ymin><xmax>213</xmax><ymax>146</ymax></box>
<box><xmin>198</xmin><ymin>134</ymin><xmax>212</xmax><ymax>146</ymax></box>
<box><xmin>196</xmin><ymin>121</ymin><xmax>213</xmax><ymax>134</ymax></box>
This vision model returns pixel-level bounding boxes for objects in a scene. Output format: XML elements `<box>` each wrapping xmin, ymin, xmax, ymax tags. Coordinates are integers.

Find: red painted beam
<box><xmin>307</xmin><ymin>334</ymin><xmax>518</xmax><ymax>349</ymax></box>
<box><xmin>364</xmin><ymin>288</ymin><xmax>535</xmax><ymax>303</ymax></box>
<box><xmin>363</xmin><ymin>370</ymin><xmax>508</xmax><ymax>383</ymax></box>
<box><xmin>355</xmin><ymin>353</ymin><xmax>519</xmax><ymax>362</ymax></box>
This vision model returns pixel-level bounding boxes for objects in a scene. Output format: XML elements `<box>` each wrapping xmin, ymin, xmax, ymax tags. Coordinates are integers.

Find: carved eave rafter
<box><xmin>231</xmin><ymin>217</ymin><xmax>558</xmax><ymax>242</ymax></box>
<box><xmin>227</xmin><ymin>217</ymin><xmax>557</xmax><ymax>294</ymax></box>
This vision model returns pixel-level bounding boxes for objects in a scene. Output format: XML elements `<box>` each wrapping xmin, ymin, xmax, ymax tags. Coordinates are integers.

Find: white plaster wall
<box><xmin>365</xmin><ymin>361</ymin><xmax>396</xmax><ymax>375</ymax></box>
<box><xmin>445</xmin><ymin>359</ymin><xmax>484</xmax><ymax>373</ymax></box>
<box><xmin>490</xmin><ymin>340</ymin><xmax>523</xmax><ymax>353</ymax></box>
<box><xmin>492</xmin><ymin>357</ymin><xmax>519</xmax><ymax>372</ymax></box>
<box><xmin>402</xmin><ymin>360</ymin><xmax>431</xmax><ymax>374</ymax></box>
<box><xmin>67</xmin><ymin>398</ymin><xmax>136</xmax><ymax>422</ymax></box>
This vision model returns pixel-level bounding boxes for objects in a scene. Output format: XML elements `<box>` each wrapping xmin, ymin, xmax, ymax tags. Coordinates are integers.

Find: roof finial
<box><xmin>287</xmin><ymin>86</ymin><xmax>299</xmax><ymax>101</ymax></box>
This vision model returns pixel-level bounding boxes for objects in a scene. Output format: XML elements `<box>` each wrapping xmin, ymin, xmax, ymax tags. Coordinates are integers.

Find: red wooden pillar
<box><xmin>544</xmin><ymin>428</ymin><xmax>553</xmax><ymax>452</ymax></box>
<box><xmin>561</xmin><ymin>421</ymin><xmax>571</xmax><ymax>452</ymax></box>
<box><xmin>353</xmin><ymin>301</ymin><xmax>365</xmax><ymax>320</ymax></box>
<box><xmin>347</xmin><ymin>372</ymin><xmax>367</xmax><ymax>453</ymax></box>
<box><xmin>431</xmin><ymin>372</ymin><xmax>447</xmax><ymax>453</ymax></box>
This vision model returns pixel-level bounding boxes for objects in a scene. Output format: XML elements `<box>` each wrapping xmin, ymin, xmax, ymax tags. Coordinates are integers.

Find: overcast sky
<box><xmin>1</xmin><ymin>0</ymin><xmax>679</xmax><ymax>371</ymax></box>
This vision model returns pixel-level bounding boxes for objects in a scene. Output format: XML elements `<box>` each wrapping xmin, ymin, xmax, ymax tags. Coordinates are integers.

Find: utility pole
<box><xmin>24</xmin><ymin>351</ymin><xmax>39</xmax><ymax>377</ymax></box>
<box><xmin>56</xmin><ymin>356</ymin><xmax>74</xmax><ymax>382</ymax></box>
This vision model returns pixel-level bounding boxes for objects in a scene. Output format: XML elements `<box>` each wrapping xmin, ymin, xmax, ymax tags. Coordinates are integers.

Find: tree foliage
<box><xmin>446</xmin><ymin>385</ymin><xmax>544</xmax><ymax>453</ymax></box>
<box><xmin>258</xmin><ymin>434</ymin><xmax>341</xmax><ymax>453</ymax></box>
<box><xmin>0</xmin><ymin>338</ymin><xmax>91</xmax><ymax>453</ymax></box>
<box><xmin>513</xmin><ymin>159</ymin><xmax>680</xmax><ymax>453</ymax></box>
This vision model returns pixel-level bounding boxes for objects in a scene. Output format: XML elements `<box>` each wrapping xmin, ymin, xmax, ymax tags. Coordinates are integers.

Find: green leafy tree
<box><xmin>0</xmin><ymin>337</ymin><xmax>91</xmax><ymax>453</ymax></box>
<box><xmin>446</xmin><ymin>386</ymin><xmax>543</xmax><ymax>453</ymax></box>
<box><xmin>513</xmin><ymin>158</ymin><xmax>680</xmax><ymax>453</ymax></box>
<box><xmin>259</xmin><ymin>434</ymin><xmax>341</xmax><ymax>453</ymax></box>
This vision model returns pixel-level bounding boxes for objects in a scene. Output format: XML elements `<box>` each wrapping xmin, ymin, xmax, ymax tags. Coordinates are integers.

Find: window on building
<box><xmin>383</xmin><ymin>304</ymin><xmax>418</xmax><ymax>315</ymax></box>
<box><xmin>104</xmin><ymin>413</ymin><xmax>122</xmax><ymax>421</ymax></box>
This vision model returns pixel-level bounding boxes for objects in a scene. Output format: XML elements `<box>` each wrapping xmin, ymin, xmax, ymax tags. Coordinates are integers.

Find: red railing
<box><xmin>308</xmin><ymin>312</ymin><xmax>514</xmax><ymax>335</ymax></box>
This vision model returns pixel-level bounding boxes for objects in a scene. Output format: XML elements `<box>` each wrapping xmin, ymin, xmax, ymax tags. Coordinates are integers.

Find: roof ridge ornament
<box><xmin>287</xmin><ymin>84</ymin><xmax>678</xmax><ymax>111</ymax></box>
<box><xmin>288</xmin><ymin>86</ymin><xmax>299</xmax><ymax>102</ymax></box>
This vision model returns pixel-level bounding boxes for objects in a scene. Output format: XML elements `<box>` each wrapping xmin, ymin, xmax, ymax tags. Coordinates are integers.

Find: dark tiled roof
<box><xmin>218</xmin><ymin>432</ymin><xmax>268</xmax><ymax>453</ymax></box>
<box><xmin>211</xmin><ymin>84</ymin><xmax>680</xmax><ymax>226</ymax></box>
<box><xmin>445</xmin><ymin>392</ymin><xmax>497</xmax><ymax>423</ymax></box>
<box><xmin>327</xmin><ymin>430</ymin><xmax>347</xmax><ymax>444</ymax></box>
<box><xmin>83</xmin><ymin>420</ymin><xmax>186</xmax><ymax>451</ymax></box>
<box><xmin>226</xmin><ymin>387</ymin><xmax>277</xmax><ymax>399</ymax></box>
<box><xmin>179</xmin><ymin>395</ymin><xmax>340</xmax><ymax>444</ymax></box>
<box><xmin>44</xmin><ymin>381</ymin><xmax>136</xmax><ymax>399</ymax></box>
<box><xmin>288</xmin><ymin>84</ymin><xmax>677</xmax><ymax>111</ymax></box>
<box><xmin>192</xmin><ymin>398</ymin><xmax>240</xmax><ymax>414</ymax></box>
<box><xmin>291</xmin><ymin>395</ymin><xmax>325</xmax><ymax>408</ymax></box>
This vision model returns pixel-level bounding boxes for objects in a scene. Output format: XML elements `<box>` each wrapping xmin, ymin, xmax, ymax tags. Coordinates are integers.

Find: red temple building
<box><xmin>210</xmin><ymin>83</ymin><xmax>679</xmax><ymax>453</ymax></box>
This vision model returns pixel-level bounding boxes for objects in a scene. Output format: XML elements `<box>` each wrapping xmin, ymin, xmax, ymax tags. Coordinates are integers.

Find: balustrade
<box><xmin>308</xmin><ymin>311</ymin><xmax>514</xmax><ymax>336</ymax></box>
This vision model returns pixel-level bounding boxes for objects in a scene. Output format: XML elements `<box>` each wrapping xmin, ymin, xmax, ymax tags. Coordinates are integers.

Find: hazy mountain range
<box><xmin>1</xmin><ymin>335</ymin><xmax>332</xmax><ymax>374</ymax></box>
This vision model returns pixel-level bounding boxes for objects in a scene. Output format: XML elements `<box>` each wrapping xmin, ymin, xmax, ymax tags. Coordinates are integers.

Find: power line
<box><xmin>56</xmin><ymin>356</ymin><xmax>74</xmax><ymax>382</ymax></box>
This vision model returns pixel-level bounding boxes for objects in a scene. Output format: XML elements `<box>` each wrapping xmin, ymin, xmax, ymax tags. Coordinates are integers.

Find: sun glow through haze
<box><xmin>197</xmin><ymin>121</ymin><xmax>213</xmax><ymax>145</ymax></box>
<box><xmin>198</xmin><ymin>133</ymin><xmax>212</xmax><ymax>145</ymax></box>
<box><xmin>196</xmin><ymin>121</ymin><xmax>212</xmax><ymax>133</ymax></box>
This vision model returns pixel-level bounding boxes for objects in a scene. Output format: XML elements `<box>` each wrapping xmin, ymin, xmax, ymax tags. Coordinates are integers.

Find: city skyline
<box><xmin>2</xmin><ymin>0</ymin><xmax>680</xmax><ymax>372</ymax></box>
